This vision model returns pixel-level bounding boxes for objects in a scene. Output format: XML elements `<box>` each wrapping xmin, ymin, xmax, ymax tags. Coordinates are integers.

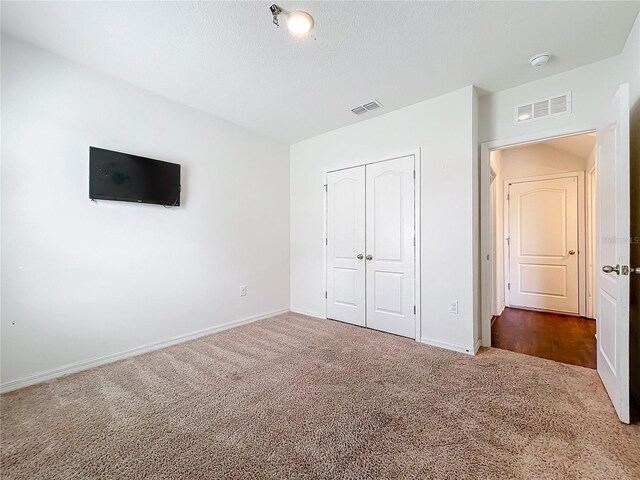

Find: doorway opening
<box><xmin>487</xmin><ymin>132</ymin><xmax>597</xmax><ymax>368</ymax></box>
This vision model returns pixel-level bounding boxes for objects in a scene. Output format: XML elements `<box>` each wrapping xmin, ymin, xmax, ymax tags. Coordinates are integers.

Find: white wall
<box><xmin>586</xmin><ymin>144</ymin><xmax>597</xmax><ymax>171</ymax></box>
<box><xmin>472</xmin><ymin>90</ymin><xmax>481</xmax><ymax>346</ymax></box>
<box><xmin>479</xmin><ymin>55</ymin><xmax>630</xmax><ymax>144</ymax></box>
<box><xmin>290</xmin><ymin>86</ymin><xmax>478</xmax><ymax>353</ymax></box>
<box><xmin>1</xmin><ymin>37</ymin><xmax>290</xmax><ymax>388</ymax></box>
<box><xmin>489</xmin><ymin>150</ymin><xmax>504</xmax><ymax>315</ymax></box>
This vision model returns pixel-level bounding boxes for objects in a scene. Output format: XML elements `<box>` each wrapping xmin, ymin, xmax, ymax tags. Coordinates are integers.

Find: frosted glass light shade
<box><xmin>287</xmin><ymin>11</ymin><xmax>314</xmax><ymax>35</ymax></box>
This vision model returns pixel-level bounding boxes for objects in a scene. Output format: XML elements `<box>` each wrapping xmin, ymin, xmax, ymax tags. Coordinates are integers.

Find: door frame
<box><xmin>323</xmin><ymin>148</ymin><xmax>422</xmax><ymax>342</ymax></box>
<box><xmin>585</xmin><ymin>163</ymin><xmax>597</xmax><ymax>319</ymax></box>
<box><xmin>481</xmin><ymin>128</ymin><xmax>595</xmax><ymax>347</ymax></box>
<box><xmin>489</xmin><ymin>164</ymin><xmax>500</xmax><ymax>317</ymax></box>
<box><xmin>502</xmin><ymin>171</ymin><xmax>586</xmax><ymax>316</ymax></box>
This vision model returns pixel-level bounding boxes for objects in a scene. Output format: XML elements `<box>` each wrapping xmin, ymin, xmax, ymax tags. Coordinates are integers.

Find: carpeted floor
<box><xmin>1</xmin><ymin>312</ymin><xmax>639</xmax><ymax>479</ymax></box>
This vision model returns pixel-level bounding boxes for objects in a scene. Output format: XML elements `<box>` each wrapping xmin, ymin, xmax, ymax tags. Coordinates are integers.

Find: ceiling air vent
<box><xmin>517</xmin><ymin>104</ymin><xmax>532</xmax><ymax>122</ymax></box>
<box><xmin>515</xmin><ymin>92</ymin><xmax>571</xmax><ymax>124</ymax></box>
<box><xmin>351</xmin><ymin>100</ymin><xmax>383</xmax><ymax>115</ymax></box>
<box><xmin>533</xmin><ymin>100</ymin><xmax>549</xmax><ymax>118</ymax></box>
<box><xmin>362</xmin><ymin>101</ymin><xmax>381</xmax><ymax>111</ymax></box>
<box><xmin>550</xmin><ymin>94</ymin><xmax>569</xmax><ymax>115</ymax></box>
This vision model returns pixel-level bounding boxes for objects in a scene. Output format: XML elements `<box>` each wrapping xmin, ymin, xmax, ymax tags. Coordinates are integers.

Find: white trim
<box><xmin>502</xmin><ymin>171</ymin><xmax>586</xmax><ymax>316</ymax></box>
<box><xmin>474</xmin><ymin>338</ymin><xmax>482</xmax><ymax>354</ymax></box>
<box><xmin>0</xmin><ymin>308</ymin><xmax>289</xmax><ymax>394</ymax></box>
<box><xmin>290</xmin><ymin>309</ymin><xmax>325</xmax><ymax>320</ymax></box>
<box><xmin>489</xmin><ymin>166</ymin><xmax>499</xmax><ymax>316</ymax></box>
<box><xmin>503</xmin><ymin>179</ymin><xmax>510</xmax><ymax>309</ymax></box>
<box><xmin>323</xmin><ymin>148</ymin><xmax>422</xmax><ymax>342</ymax></box>
<box><xmin>585</xmin><ymin>163</ymin><xmax>597</xmax><ymax>319</ymax></box>
<box><xmin>414</xmin><ymin>151</ymin><xmax>422</xmax><ymax>342</ymax></box>
<box><xmin>480</xmin><ymin>126</ymin><xmax>596</xmax><ymax>347</ymax></box>
<box><xmin>420</xmin><ymin>337</ymin><xmax>475</xmax><ymax>356</ymax></box>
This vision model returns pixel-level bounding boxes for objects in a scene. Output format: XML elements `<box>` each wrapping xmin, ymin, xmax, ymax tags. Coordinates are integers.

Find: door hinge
<box><xmin>413</xmin><ymin>170</ymin><xmax>416</xmax><ymax>179</ymax></box>
<box><xmin>508</xmin><ymin>283</ymin><xmax>511</xmax><ymax>290</ymax></box>
<box><xmin>325</xmin><ymin>291</ymin><xmax>327</xmax><ymax>299</ymax></box>
<box><xmin>507</xmin><ymin>193</ymin><xmax>510</xmax><ymax>201</ymax></box>
<box><xmin>413</xmin><ymin>305</ymin><xmax>416</xmax><ymax>314</ymax></box>
<box><xmin>325</xmin><ymin>237</ymin><xmax>328</xmax><ymax>245</ymax></box>
<box><xmin>506</xmin><ymin>237</ymin><xmax>510</xmax><ymax>246</ymax></box>
<box><xmin>413</xmin><ymin>235</ymin><xmax>416</xmax><ymax>246</ymax></box>
<box><xmin>324</xmin><ymin>184</ymin><xmax>327</xmax><ymax>192</ymax></box>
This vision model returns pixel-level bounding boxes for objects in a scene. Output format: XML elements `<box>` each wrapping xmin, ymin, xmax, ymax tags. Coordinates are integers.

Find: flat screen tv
<box><xmin>89</xmin><ymin>147</ymin><xmax>181</xmax><ymax>206</ymax></box>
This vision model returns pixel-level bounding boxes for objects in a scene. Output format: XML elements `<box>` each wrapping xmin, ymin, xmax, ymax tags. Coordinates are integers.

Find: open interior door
<box><xmin>596</xmin><ymin>83</ymin><xmax>631</xmax><ymax>423</ymax></box>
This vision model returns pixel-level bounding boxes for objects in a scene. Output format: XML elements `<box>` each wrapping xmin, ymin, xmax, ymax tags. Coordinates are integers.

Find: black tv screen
<box><xmin>89</xmin><ymin>147</ymin><xmax>181</xmax><ymax>206</ymax></box>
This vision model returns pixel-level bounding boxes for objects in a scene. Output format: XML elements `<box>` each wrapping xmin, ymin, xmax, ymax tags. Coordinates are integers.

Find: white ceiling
<box><xmin>2</xmin><ymin>1</ymin><xmax>638</xmax><ymax>143</ymax></box>
<box><xmin>503</xmin><ymin>132</ymin><xmax>596</xmax><ymax>158</ymax></box>
<box><xmin>542</xmin><ymin>133</ymin><xmax>596</xmax><ymax>159</ymax></box>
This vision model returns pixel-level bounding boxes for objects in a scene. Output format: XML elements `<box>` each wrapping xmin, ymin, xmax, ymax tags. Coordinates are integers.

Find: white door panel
<box><xmin>596</xmin><ymin>83</ymin><xmax>630</xmax><ymax>423</ymax></box>
<box><xmin>508</xmin><ymin>176</ymin><xmax>579</xmax><ymax>313</ymax></box>
<box><xmin>365</xmin><ymin>156</ymin><xmax>415</xmax><ymax>338</ymax></box>
<box><xmin>326</xmin><ymin>167</ymin><xmax>366</xmax><ymax>326</ymax></box>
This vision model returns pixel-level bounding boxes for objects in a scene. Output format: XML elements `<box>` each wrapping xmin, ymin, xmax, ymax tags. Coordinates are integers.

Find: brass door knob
<box><xmin>569</xmin><ymin>250</ymin><xmax>576</xmax><ymax>255</ymax></box>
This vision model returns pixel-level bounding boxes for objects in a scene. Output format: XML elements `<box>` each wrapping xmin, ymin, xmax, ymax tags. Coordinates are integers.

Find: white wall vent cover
<box><xmin>514</xmin><ymin>92</ymin><xmax>571</xmax><ymax>124</ymax></box>
<box><xmin>351</xmin><ymin>100</ymin><xmax>383</xmax><ymax>115</ymax></box>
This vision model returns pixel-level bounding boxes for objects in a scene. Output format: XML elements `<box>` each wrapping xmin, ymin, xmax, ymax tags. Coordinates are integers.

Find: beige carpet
<box><xmin>1</xmin><ymin>312</ymin><xmax>639</xmax><ymax>479</ymax></box>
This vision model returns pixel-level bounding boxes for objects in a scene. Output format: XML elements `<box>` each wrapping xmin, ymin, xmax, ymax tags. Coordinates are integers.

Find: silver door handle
<box><xmin>568</xmin><ymin>250</ymin><xmax>576</xmax><ymax>255</ymax></box>
<box><xmin>356</xmin><ymin>254</ymin><xmax>364</xmax><ymax>260</ymax></box>
<box><xmin>366</xmin><ymin>255</ymin><xmax>373</xmax><ymax>260</ymax></box>
<box><xmin>602</xmin><ymin>265</ymin><xmax>620</xmax><ymax>275</ymax></box>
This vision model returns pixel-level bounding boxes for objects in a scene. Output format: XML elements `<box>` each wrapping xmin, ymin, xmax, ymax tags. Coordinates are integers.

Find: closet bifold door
<box><xmin>326</xmin><ymin>166</ymin><xmax>366</xmax><ymax>326</ymax></box>
<box><xmin>365</xmin><ymin>156</ymin><xmax>415</xmax><ymax>338</ymax></box>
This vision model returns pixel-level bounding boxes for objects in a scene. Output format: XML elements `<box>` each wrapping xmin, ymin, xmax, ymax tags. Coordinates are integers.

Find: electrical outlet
<box><xmin>449</xmin><ymin>301</ymin><xmax>458</xmax><ymax>314</ymax></box>
<box><xmin>240</xmin><ymin>285</ymin><xmax>247</xmax><ymax>297</ymax></box>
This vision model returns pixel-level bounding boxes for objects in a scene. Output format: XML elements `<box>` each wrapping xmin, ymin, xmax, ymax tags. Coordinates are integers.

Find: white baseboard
<box><xmin>0</xmin><ymin>308</ymin><xmax>289</xmax><ymax>394</ymax></box>
<box><xmin>491</xmin><ymin>304</ymin><xmax>505</xmax><ymax>317</ymax></box>
<box><xmin>420</xmin><ymin>337</ymin><xmax>475</xmax><ymax>355</ymax></box>
<box><xmin>474</xmin><ymin>338</ymin><xmax>481</xmax><ymax>354</ymax></box>
<box><xmin>290</xmin><ymin>309</ymin><xmax>326</xmax><ymax>320</ymax></box>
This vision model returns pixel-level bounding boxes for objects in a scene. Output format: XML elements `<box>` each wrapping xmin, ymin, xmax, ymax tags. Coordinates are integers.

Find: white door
<box><xmin>326</xmin><ymin>166</ymin><xmax>366</xmax><ymax>327</ymax></box>
<box><xmin>596</xmin><ymin>83</ymin><xmax>630</xmax><ymax>423</ymax></box>
<box><xmin>507</xmin><ymin>176</ymin><xmax>579</xmax><ymax>314</ymax></box>
<box><xmin>365</xmin><ymin>156</ymin><xmax>416</xmax><ymax>338</ymax></box>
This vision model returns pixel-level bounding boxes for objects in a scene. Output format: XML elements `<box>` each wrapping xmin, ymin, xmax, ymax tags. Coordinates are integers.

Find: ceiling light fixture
<box><xmin>529</xmin><ymin>52</ymin><xmax>551</xmax><ymax>67</ymax></box>
<box><xmin>270</xmin><ymin>4</ymin><xmax>314</xmax><ymax>36</ymax></box>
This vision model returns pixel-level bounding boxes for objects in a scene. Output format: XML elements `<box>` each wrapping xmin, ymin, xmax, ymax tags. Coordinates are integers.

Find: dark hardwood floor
<box><xmin>491</xmin><ymin>307</ymin><xmax>596</xmax><ymax>369</ymax></box>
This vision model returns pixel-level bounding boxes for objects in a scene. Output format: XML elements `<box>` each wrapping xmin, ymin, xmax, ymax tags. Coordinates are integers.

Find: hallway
<box><xmin>491</xmin><ymin>307</ymin><xmax>596</xmax><ymax>369</ymax></box>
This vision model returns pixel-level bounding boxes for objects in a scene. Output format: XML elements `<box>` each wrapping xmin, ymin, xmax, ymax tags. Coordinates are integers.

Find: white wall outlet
<box><xmin>449</xmin><ymin>300</ymin><xmax>459</xmax><ymax>314</ymax></box>
<box><xmin>240</xmin><ymin>285</ymin><xmax>247</xmax><ymax>297</ymax></box>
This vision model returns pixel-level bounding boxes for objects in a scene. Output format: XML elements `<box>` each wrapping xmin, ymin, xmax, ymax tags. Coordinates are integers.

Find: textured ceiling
<box><xmin>2</xmin><ymin>1</ymin><xmax>638</xmax><ymax>143</ymax></box>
